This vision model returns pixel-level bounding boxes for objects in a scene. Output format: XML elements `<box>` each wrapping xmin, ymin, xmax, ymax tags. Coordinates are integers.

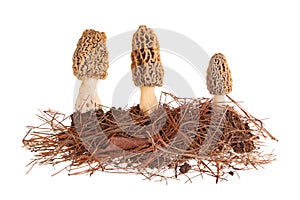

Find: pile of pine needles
<box><xmin>23</xmin><ymin>92</ymin><xmax>277</xmax><ymax>183</ymax></box>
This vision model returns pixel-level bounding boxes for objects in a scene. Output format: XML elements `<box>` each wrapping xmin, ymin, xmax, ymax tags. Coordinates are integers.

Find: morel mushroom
<box><xmin>206</xmin><ymin>53</ymin><xmax>232</xmax><ymax>105</ymax></box>
<box><xmin>72</xmin><ymin>29</ymin><xmax>109</xmax><ymax>113</ymax></box>
<box><xmin>131</xmin><ymin>25</ymin><xmax>164</xmax><ymax>114</ymax></box>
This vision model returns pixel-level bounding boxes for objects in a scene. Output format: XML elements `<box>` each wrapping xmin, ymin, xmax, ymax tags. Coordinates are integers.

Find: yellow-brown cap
<box><xmin>206</xmin><ymin>53</ymin><xmax>232</xmax><ymax>95</ymax></box>
<box><xmin>72</xmin><ymin>29</ymin><xmax>109</xmax><ymax>80</ymax></box>
<box><xmin>131</xmin><ymin>25</ymin><xmax>164</xmax><ymax>87</ymax></box>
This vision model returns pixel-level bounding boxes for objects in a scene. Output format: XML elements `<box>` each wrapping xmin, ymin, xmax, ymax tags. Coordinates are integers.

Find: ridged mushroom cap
<box><xmin>132</xmin><ymin>25</ymin><xmax>160</xmax><ymax>50</ymax></box>
<box><xmin>72</xmin><ymin>29</ymin><xmax>109</xmax><ymax>80</ymax></box>
<box><xmin>131</xmin><ymin>25</ymin><xmax>164</xmax><ymax>87</ymax></box>
<box><xmin>206</xmin><ymin>53</ymin><xmax>233</xmax><ymax>95</ymax></box>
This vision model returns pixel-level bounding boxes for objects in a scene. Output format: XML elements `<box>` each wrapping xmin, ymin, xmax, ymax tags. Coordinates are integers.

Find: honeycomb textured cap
<box><xmin>131</xmin><ymin>25</ymin><xmax>164</xmax><ymax>87</ymax></box>
<box><xmin>72</xmin><ymin>29</ymin><xmax>109</xmax><ymax>80</ymax></box>
<box><xmin>206</xmin><ymin>53</ymin><xmax>233</xmax><ymax>95</ymax></box>
<box><xmin>132</xmin><ymin>25</ymin><xmax>160</xmax><ymax>50</ymax></box>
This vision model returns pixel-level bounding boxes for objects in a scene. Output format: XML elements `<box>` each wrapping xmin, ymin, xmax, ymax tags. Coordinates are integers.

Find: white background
<box><xmin>1</xmin><ymin>0</ymin><xmax>299</xmax><ymax>199</ymax></box>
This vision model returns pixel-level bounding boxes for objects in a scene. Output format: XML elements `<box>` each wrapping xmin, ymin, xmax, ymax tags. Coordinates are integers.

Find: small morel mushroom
<box><xmin>72</xmin><ymin>29</ymin><xmax>109</xmax><ymax>112</ymax></box>
<box><xmin>206</xmin><ymin>53</ymin><xmax>232</xmax><ymax>105</ymax></box>
<box><xmin>131</xmin><ymin>25</ymin><xmax>164</xmax><ymax>114</ymax></box>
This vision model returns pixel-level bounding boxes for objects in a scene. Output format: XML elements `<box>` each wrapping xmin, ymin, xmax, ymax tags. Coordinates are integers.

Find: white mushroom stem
<box><xmin>139</xmin><ymin>86</ymin><xmax>158</xmax><ymax>114</ymax></box>
<box><xmin>75</xmin><ymin>78</ymin><xmax>99</xmax><ymax>113</ymax></box>
<box><xmin>95</xmin><ymin>91</ymin><xmax>101</xmax><ymax>106</ymax></box>
<box><xmin>212</xmin><ymin>95</ymin><xmax>226</xmax><ymax>106</ymax></box>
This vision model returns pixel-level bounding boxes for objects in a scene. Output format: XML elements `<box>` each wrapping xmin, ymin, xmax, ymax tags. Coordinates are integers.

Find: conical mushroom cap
<box><xmin>72</xmin><ymin>29</ymin><xmax>109</xmax><ymax>80</ymax></box>
<box><xmin>131</xmin><ymin>25</ymin><xmax>164</xmax><ymax>87</ymax></box>
<box><xmin>206</xmin><ymin>53</ymin><xmax>233</xmax><ymax>95</ymax></box>
<box><xmin>132</xmin><ymin>25</ymin><xmax>160</xmax><ymax>50</ymax></box>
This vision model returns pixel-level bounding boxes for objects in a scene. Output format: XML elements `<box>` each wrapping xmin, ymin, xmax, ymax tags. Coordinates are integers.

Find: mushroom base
<box><xmin>213</xmin><ymin>95</ymin><xmax>226</xmax><ymax>106</ymax></box>
<box><xmin>139</xmin><ymin>86</ymin><xmax>158</xmax><ymax>114</ymax></box>
<box><xmin>75</xmin><ymin>78</ymin><xmax>99</xmax><ymax>113</ymax></box>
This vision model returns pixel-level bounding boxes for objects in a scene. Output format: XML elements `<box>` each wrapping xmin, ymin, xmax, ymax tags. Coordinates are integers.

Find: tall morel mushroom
<box><xmin>131</xmin><ymin>25</ymin><xmax>164</xmax><ymax>114</ymax></box>
<box><xmin>72</xmin><ymin>29</ymin><xmax>109</xmax><ymax>113</ymax></box>
<box><xmin>206</xmin><ymin>53</ymin><xmax>232</xmax><ymax>105</ymax></box>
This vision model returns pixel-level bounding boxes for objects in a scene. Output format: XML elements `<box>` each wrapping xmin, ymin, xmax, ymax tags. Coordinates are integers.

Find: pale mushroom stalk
<box><xmin>75</xmin><ymin>78</ymin><xmax>99</xmax><ymax>112</ymax></box>
<box><xmin>139</xmin><ymin>86</ymin><xmax>158</xmax><ymax>114</ymax></box>
<box><xmin>212</xmin><ymin>95</ymin><xmax>225</xmax><ymax>105</ymax></box>
<box><xmin>95</xmin><ymin>90</ymin><xmax>101</xmax><ymax>105</ymax></box>
<box><xmin>72</xmin><ymin>29</ymin><xmax>109</xmax><ymax>113</ymax></box>
<box><xmin>206</xmin><ymin>53</ymin><xmax>232</xmax><ymax>106</ymax></box>
<box><xmin>131</xmin><ymin>25</ymin><xmax>164</xmax><ymax>114</ymax></box>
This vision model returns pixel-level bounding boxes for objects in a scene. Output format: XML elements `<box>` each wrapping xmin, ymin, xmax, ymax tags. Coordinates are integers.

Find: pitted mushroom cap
<box><xmin>206</xmin><ymin>53</ymin><xmax>233</xmax><ymax>95</ymax></box>
<box><xmin>132</xmin><ymin>25</ymin><xmax>160</xmax><ymax>50</ymax></box>
<box><xmin>131</xmin><ymin>25</ymin><xmax>164</xmax><ymax>87</ymax></box>
<box><xmin>72</xmin><ymin>29</ymin><xmax>109</xmax><ymax>80</ymax></box>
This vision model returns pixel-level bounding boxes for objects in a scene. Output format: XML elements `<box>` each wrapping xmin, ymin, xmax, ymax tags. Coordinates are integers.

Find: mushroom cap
<box><xmin>72</xmin><ymin>29</ymin><xmax>109</xmax><ymax>80</ymax></box>
<box><xmin>131</xmin><ymin>25</ymin><xmax>164</xmax><ymax>87</ymax></box>
<box><xmin>206</xmin><ymin>53</ymin><xmax>232</xmax><ymax>95</ymax></box>
<box><xmin>132</xmin><ymin>25</ymin><xmax>160</xmax><ymax>50</ymax></box>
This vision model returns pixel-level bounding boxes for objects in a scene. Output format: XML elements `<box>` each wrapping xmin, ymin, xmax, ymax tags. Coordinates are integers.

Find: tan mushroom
<box><xmin>131</xmin><ymin>25</ymin><xmax>164</xmax><ymax>114</ymax></box>
<box><xmin>72</xmin><ymin>29</ymin><xmax>109</xmax><ymax>113</ymax></box>
<box><xmin>206</xmin><ymin>53</ymin><xmax>232</xmax><ymax>106</ymax></box>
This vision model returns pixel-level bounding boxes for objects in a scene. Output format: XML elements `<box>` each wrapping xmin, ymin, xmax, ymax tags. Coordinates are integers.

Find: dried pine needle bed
<box><xmin>23</xmin><ymin>92</ymin><xmax>277</xmax><ymax>182</ymax></box>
